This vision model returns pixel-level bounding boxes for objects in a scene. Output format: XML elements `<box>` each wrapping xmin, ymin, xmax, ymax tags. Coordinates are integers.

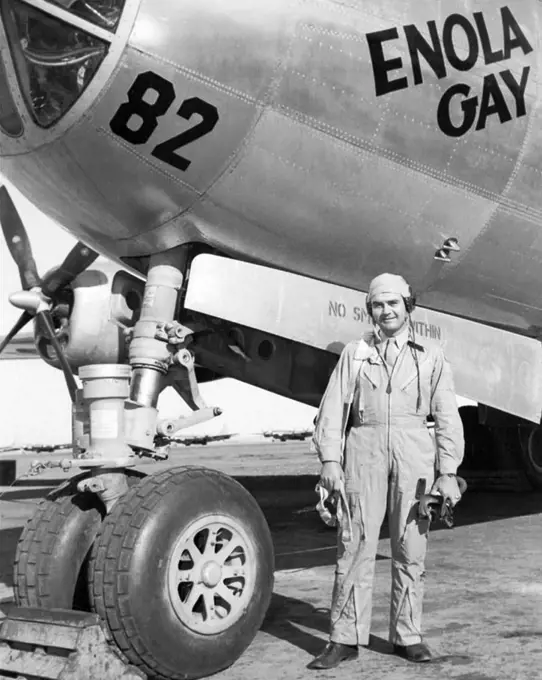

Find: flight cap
<box><xmin>367</xmin><ymin>273</ymin><xmax>410</xmax><ymax>302</ymax></box>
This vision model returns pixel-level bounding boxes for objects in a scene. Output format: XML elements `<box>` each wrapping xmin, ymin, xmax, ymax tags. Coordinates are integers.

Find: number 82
<box><xmin>109</xmin><ymin>70</ymin><xmax>219</xmax><ymax>173</ymax></box>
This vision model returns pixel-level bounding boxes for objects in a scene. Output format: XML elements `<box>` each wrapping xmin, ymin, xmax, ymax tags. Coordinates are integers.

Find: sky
<box><xmin>0</xmin><ymin>177</ymin><xmax>316</xmax><ymax>447</ymax></box>
<box><xmin>0</xmin><ymin>181</ymin><xmax>77</xmax><ymax>333</ymax></box>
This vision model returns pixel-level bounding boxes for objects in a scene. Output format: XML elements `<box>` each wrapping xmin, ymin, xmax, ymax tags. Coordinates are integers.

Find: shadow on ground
<box><xmin>262</xmin><ymin>593</ymin><xmax>329</xmax><ymax>656</ymax></box>
<box><xmin>261</xmin><ymin>592</ymin><xmax>396</xmax><ymax>657</ymax></box>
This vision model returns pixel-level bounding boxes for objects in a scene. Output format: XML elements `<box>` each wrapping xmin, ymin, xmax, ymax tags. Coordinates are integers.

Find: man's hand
<box><xmin>320</xmin><ymin>461</ymin><xmax>344</xmax><ymax>493</ymax></box>
<box><xmin>431</xmin><ymin>474</ymin><xmax>462</xmax><ymax>507</ymax></box>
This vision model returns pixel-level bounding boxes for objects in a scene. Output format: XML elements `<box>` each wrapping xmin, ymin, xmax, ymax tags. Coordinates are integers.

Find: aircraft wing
<box><xmin>0</xmin><ymin>331</ymin><xmax>38</xmax><ymax>360</ymax></box>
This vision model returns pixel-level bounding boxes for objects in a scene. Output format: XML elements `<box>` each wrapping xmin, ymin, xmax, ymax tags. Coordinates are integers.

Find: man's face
<box><xmin>370</xmin><ymin>293</ymin><xmax>408</xmax><ymax>336</ymax></box>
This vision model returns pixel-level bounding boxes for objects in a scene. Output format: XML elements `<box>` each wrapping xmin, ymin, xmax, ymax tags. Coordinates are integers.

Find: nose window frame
<box><xmin>0</xmin><ymin>0</ymin><xmax>110</xmax><ymax>129</ymax></box>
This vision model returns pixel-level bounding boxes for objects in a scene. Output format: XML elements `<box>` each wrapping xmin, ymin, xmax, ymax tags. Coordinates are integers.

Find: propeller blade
<box><xmin>41</xmin><ymin>241</ymin><xmax>99</xmax><ymax>297</ymax></box>
<box><xmin>0</xmin><ymin>186</ymin><xmax>40</xmax><ymax>290</ymax></box>
<box><xmin>38</xmin><ymin>309</ymin><xmax>78</xmax><ymax>403</ymax></box>
<box><xmin>0</xmin><ymin>311</ymin><xmax>33</xmax><ymax>356</ymax></box>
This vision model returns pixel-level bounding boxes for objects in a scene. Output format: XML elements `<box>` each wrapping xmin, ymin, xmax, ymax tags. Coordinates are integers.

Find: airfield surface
<box><xmin>1</xmin><ymin>440</ymin><xmax>542</xmax><ymax>680</ymax></box>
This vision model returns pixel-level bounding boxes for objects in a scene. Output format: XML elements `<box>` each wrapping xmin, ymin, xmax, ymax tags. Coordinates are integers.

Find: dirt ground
<box><xmin>1</xmin><ymin>441</ymin><xmax>542</xmax><ymax>680</ymax></box>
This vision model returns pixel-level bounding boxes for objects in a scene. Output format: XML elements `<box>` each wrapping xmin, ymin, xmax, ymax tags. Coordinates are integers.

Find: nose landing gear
<box><xmin>6</xmin><ymin>247</ymin><xmax>274</xmax><ymax>680</ymax></box>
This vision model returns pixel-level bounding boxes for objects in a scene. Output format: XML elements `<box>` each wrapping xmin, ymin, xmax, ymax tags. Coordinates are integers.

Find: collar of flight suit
<box><xmin>357</xmin><ymin>327</ymin><xmax>430</xmax><ymax>394</ymax></box>
<box><xmin>375</xmin><ymin>326</ymin><xmax>410</xmax><ymax>351</ymax></box>
<box><xmin>361</xmin><ymin>326</ymin><xmax>410</xmax><ymax>366</ymax></box>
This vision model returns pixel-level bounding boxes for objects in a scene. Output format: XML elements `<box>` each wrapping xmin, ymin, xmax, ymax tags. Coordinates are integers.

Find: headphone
<box><xmin>366</xmin><ymin>286</ymin><xmax>417</xmax><ymax>317</ymax></box>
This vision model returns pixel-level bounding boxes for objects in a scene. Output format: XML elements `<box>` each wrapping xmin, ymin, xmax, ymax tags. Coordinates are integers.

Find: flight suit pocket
<box><xmin>336</xmin><ymin>493</ymin><xmax>365</xmax><ymax>562</ymax></box>
<box><xmin>361</xmin><ymin>368</ymin><xmax>379</xmax><ymax>391</ymax></box>
<box><xmin>399</xmin><ymin>503</ymin><xmax>430</xmax><ymax>549</ymax></box>
<box><xmin>399</xmin><ymin>362</ymin><xmax>432</xmax><ymax>392</ymax></box>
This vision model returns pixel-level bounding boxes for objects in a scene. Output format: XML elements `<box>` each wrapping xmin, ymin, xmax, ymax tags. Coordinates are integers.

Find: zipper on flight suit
<box><xmin>381</xmin><ymin>344</ymin><xmax>406</xmax><ymax>472</ymax></box>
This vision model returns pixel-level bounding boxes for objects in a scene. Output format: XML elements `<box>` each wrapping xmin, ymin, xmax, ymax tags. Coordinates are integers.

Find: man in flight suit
<box><xmin>308</xmin><ymin>273</ymin><xmax>464</xmax><ymax>669</ymax></box>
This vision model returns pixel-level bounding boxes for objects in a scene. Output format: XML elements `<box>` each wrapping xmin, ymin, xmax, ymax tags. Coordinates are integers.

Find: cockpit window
<box><xmin>1</xmin><ymin>0</ymin><xmax>108</xmax><ymax>128</ymax></box>
<box><xmin>47</xmin><ymin>0</ymin><xmax>126</xmax><ymax>32</ymax></box>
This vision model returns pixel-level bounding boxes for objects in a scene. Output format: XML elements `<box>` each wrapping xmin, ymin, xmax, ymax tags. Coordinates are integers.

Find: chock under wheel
<box><xmin>0</xmin><ymin>606</ymin><xmax>146</xmax><ymax>679</ymax></box>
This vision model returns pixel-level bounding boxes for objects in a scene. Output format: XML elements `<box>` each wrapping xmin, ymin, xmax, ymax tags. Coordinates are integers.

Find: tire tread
<box><xmin>14</xmin><ymin>487</ymin><xmax>93</xmax><ymax>607</ymax></box>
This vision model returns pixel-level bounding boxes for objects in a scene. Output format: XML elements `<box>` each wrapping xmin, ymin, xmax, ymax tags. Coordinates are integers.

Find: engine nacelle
<box><xmin>35</xmin><ymin>259</ymin><xmax>145</xmax><ymax>371</ymax></box>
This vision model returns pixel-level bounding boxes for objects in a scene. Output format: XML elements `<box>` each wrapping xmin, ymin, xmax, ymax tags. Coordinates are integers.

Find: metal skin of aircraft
<box><xmin>1</xmin><ymin>1</ymin><xmax>542</xmax><ymax>679</ymax></box>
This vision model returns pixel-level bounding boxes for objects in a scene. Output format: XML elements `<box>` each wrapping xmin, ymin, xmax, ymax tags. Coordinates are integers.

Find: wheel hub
<box><xmin>167</xmin><ymin>515</ymin><xmax>256</xmax><ymax>635</ymax></box>
<box><xmin>201</xmin><ymin>561</ymin><xmax>222</xmax><ymax>588</ymax></box>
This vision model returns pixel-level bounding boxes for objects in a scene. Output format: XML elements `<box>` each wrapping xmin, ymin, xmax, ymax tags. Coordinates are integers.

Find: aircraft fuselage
<box><xmin>1</xmin><ymin>0</ymin><xmax>541</xmax><ymax>336</ymax></box>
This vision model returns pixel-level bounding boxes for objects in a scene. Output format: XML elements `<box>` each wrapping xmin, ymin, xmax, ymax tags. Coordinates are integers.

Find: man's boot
<box><xmin>393</xmin><ymin>641</ymin><xmax>433</xmax><ymax>663</ymax></box>
<box><xmin>307</xmin><ymin>642</ymin><xmax>358</xmax><ymax>669</ymax></box>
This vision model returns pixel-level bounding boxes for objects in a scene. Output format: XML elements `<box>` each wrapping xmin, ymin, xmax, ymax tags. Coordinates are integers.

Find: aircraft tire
<box><xmin>519</xmin><ymin>426</ymin><xmax>542</xmax><ymax>490</ymax></box>
<box><xmin>14</xmin><ymin>475</ymin><xmax>105</xmax><ymax>610</ymax></box>
<box><xmin>88</xmin><ymin>465</ymin><xmax>274</xmax><ymax>680</ymax></box>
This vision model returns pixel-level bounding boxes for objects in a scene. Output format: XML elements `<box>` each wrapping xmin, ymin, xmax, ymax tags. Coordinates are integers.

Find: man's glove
<box><xmin>315</xmin><ymin>483</ymin><xmax>353</xmax><ymax>543</ymax></box>
<box><xmin>417</xmin><ymin>475</ymin><xmax>468</xmax><ymax>528</ymax></box>
<box><xmin>431</xmin><ymin>474</ymin><xmax>465</xmax><ymax>507</ymax></box>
